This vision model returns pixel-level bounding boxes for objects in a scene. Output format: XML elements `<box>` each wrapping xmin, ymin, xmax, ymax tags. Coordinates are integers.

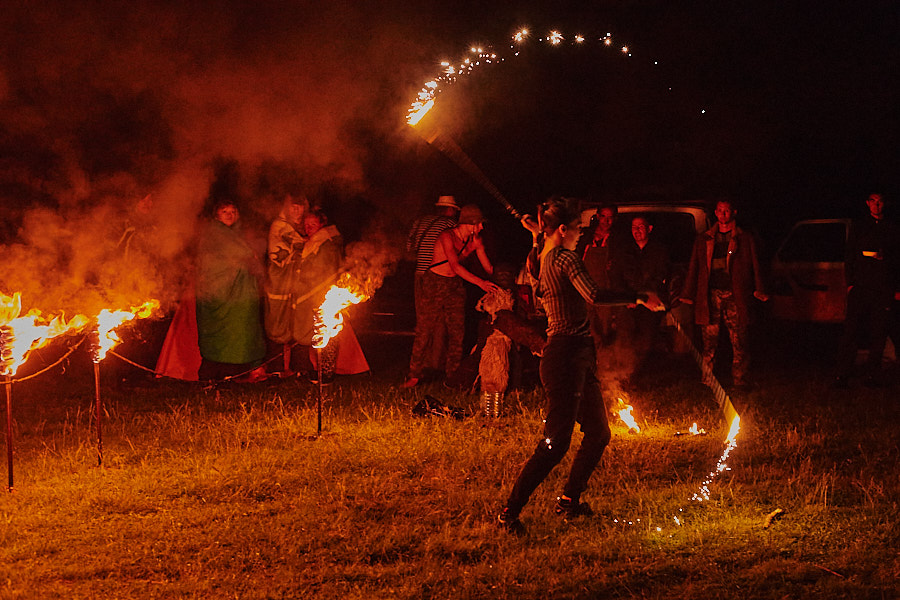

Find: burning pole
<box><xmin>92</xmin><ymin>301</ymin><xmax>159</xmax><ymax>466</ymax></box>
<box><xmin>89</xmin><ymin>327</ymin><xmax>104</xmax><ymax>467</ymax></box>
<box><xmin>3</xmin><ymin>374</ymin><xmax>10</xmax><ymax>491</ymax></box>
<box><xmin>2</xmin><ymin>330</ymin><xmax>12</xmax><ymax>490</ymax></box>
<box><xmin>311</xmin><ymin>280</ymin><xmax>369</xmax><ymax>437</ymax></box>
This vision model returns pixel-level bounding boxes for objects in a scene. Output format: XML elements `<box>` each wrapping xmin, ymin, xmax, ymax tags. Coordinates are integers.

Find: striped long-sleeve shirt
<box><xmin>539</xmin><ymin>246</ymin><xmax>641</xmax><ymax>337</ymax></box>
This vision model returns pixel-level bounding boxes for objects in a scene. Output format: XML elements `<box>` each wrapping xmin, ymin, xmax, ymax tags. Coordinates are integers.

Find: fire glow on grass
<box><xmin>94</xmin><ymin>300</ymin><xmax>159</xmax><ymax>362</ymax></box>
<box><xmin>313</xmin><ymin>279</ymin><xmax>369</xmax><ymax>349</ymax></box>
<box><xmin>407</xmin><ymin>27</ymin><xmax>642</xmax><ymax>125</ymax></box>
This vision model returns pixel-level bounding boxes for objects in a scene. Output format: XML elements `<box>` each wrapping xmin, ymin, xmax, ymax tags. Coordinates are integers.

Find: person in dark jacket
<box><xmin>681</xmin><ymin>199</ymin><xmax>767</xmax><ymax>390</ymax></box>
<box><xmin>612</xmin><ymin>216</ymin><xmax>670</xmax><ymax>381</ymax></box>
<box><xmin>834</xmin><ymin>193</ymin><xmax>898</xmax><ymax>388</ymax></box>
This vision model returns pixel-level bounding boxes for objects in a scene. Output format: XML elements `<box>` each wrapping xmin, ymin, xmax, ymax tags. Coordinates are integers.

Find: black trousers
<box><xmin>506</xmin><ymin>335</ymin><xmax>611</xmax><ymax>516</ymax></box>
<box><xmin>836</xmin><ymin>286</ymin><xmax>892</xmax><ymax>378</ymax></box>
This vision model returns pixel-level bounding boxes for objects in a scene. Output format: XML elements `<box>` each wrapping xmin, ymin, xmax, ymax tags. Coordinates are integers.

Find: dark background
<box><xmin>1</xmin><ymin>0</ymin><xmax>897</xmax><ymax>264</ymax></box>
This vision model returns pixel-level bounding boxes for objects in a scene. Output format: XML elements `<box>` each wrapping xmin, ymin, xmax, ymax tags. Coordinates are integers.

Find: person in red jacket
<box><xmin>681</xmin><ymin>199</ymin><xmax>768</xmax><ymax>390</ymax></box>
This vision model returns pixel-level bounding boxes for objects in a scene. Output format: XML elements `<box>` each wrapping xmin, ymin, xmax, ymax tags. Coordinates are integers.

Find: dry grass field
<box><xmin>0</xmin><ymin>325</ymin><xmax>898</xmax><ymax>599</ymax></box>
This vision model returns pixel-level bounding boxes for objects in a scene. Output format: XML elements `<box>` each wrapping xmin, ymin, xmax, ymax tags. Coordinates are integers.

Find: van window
<box><xmin>615</xmin><ymin>212</ymin><xmax>698</xmax><ymax>264</ymax></box>
<box><xmin>777</xmin><ymin>222</ymin><xmax>846</xmax><ymax>263</ymax></box>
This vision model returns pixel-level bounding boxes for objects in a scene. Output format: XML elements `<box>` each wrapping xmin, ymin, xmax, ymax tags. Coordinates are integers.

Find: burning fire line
<box><xmin>93</xmin><ymin>301</ymin><xmax>160</xmax><ymax>363</ymax></box>
<box><xmin>615</xmin><ymin>397</ymin><xmax>641</xmax><ymax>433</ymax></box>
<box><xmin>1</xmin><ymin>292</ymin><xmax>90</xmax><ymax>377</ymax></box>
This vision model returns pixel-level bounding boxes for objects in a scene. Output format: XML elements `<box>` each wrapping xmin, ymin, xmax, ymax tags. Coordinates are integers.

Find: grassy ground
<box><xmin>0</xmin><ymin>329</ymin><xmax>898</xmax><ymax>599</ymax></box>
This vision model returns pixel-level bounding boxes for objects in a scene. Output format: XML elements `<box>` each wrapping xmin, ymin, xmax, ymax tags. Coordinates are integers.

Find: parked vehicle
<box><xmin>578</xmin><ymin>200</ymin><xmax>711</xmax><ymax>351</ymax></box>
<box><xmin>769</xmin><ymin>219</ymin><xmax>850</xmax><ymax>323</ymax></box>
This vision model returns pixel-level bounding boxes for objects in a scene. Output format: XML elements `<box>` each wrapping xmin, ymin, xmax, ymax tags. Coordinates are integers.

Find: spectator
<box><xmin>264</xmin><ymin>192</ymin><xmax>308</xmax><ymax>373</ymax></box>
<box><xmin>681</xmin><ymin>199</ymin><xmax>767</xmax><ymax>391</ymax></box>
<box><xmin>612</xmin><ymin>216</ymin><xmax>670</xmax><ymax>382</ymax></box>
<box><xmin>195</xmin><ymin>199</ymin><xmax>266</xmax><ymax>381</ymax></box>
<box><xmin>404</xmin><ymin>204</ymin><xmax>499</xmax><ymax>387</ymax></box>
<box><xmin>405</xmin><ymin>196</ymin><xmax>460</xmax><ymax>384</ymax></box>
<box><xmin>834</xmin><ymin>193</ymin><xmax>898</xmax><ymax>388</ymax></box>
<box><xmin>581</xmin><ymin>204</ymin><xmax>623</xmax><ymax>367</ymax></box>
<box><xmin>292</xmin><ymin>207</ymin><xmax>368</xmax><ymax>379</ymax></box>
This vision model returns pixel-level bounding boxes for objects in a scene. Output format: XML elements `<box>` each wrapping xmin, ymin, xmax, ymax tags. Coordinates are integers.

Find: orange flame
<box><xmin>0</xmin><ymin>296</ymin><xmax>90</xmax><ymax>376</ymax></box>
<box><xmin>94</xmin><ymin>300</ymin><xmax>159</xmax><ymax>362</ymax></box>
<box><xmin>0</xmin><ymin>292</ymin><xmax>22</xmax><ymax>325</ymax></box>
<box><xmin>615</xmin><ymin>397</ymin><xmax>641</xmax><ymax>433</ymax></box>
<box><xmin>313</xmin><ymin>281</ymin><xmax>367</xmax><ymax>349</ymax></box>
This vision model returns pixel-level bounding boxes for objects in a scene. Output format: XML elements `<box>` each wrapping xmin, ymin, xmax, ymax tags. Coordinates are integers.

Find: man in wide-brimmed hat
<box><xmin>405</xmin><ymin>196</ymin><xmax>461</xmax><ymax>386</ymax></box>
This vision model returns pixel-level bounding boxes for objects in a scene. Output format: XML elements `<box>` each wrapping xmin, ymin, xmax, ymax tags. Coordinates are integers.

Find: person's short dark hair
<box><xmin>212</xmin><ymin>198</ymin><xmax>238</xmax><ymax>214</ymax></box>
<box><xmin>597</xmin><ymin>202</ymin><xmax>618</xmax><ymax>216</ymax></box>
<box><xmin>631</xmin><ymin>214</ymin><xmax>653</xmax><ymax>227</ymax></box>
<box><xmin>711</xmin><ymin>197</ymin><xmax>738</xmax><ymax>212</ymax></box>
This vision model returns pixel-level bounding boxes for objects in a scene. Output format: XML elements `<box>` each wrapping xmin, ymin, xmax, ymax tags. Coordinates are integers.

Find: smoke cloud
<box><xmin>0</xmin><ymin>1</ymin><xmax>442</xmax><ymax>315</ymax></box>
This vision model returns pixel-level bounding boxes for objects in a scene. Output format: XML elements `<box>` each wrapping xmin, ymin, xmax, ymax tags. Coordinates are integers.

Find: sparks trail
<box><xmin>407</xmin><ymin>25</ymin><xmax>662</xmax><ymax>221</ymax></box>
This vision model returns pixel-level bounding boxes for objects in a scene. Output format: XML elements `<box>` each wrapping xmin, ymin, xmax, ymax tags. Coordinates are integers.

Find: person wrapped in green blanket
<box><xmin>196</xmin><ymin>199</ymin><xmax>266</xmax><ymax>381</ymax></box>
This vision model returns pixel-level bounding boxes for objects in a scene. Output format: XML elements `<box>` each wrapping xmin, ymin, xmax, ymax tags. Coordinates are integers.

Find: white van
<box><xmin>770</xmin><ymin>218</ymin><xmax>851</xmax><ymax>323</ymax></box>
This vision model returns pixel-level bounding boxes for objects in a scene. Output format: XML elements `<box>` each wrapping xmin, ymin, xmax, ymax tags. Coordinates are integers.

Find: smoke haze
<box><xmin>0</xmin><ymin>1</ymin><xmax>443</xmax><ymax>314</ymax></box>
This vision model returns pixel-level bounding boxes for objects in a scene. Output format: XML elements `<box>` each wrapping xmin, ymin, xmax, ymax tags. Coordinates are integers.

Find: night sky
<box><xmin>1</xmin><ymin>1</ymin><xmax>897</xmax><ymax>268</ymax></box>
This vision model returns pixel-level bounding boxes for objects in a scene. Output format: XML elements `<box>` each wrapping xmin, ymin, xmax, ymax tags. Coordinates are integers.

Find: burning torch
<box><xmin>311</xmin><ymin>281</ymin><xmax>368</xmax><ymax>436</ymax></box>
<box><xmin>0</xmin><ymin>292</ymin><xmax>89</xmax><ymax>489</ymax></box>
<box><xmin>91</xmin><ymin>301</ymin><xmax>159</xmax><ymax>466</ymax></box>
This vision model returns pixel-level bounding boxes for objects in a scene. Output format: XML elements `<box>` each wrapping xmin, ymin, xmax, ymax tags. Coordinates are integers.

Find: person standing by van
<box><xmin>682</xmin><ymin>199</ymin><xmax>767</xmax><ymax>391</ymax></box>
<box><xmin>834</xmin><ymin>193</ymin><xmax>898</xmax><ymax>388</ymax></box>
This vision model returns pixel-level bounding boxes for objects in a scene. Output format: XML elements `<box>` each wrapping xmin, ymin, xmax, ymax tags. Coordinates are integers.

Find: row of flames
<box><xmin>1</xmin><ymin>275</ymin><xmax>367</xmax><ymax>377</ymax></box>
<box><xmin>0</xmin><ymin>291</ymin><xmax>159</xmax><ymax>377</ymax></box>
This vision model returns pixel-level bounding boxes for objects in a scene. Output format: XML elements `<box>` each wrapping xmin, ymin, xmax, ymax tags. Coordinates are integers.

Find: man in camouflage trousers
<box><xmin>682</xmin><ymin>199</ymin><xmax>767</xmax><ymax>390</ymax></box>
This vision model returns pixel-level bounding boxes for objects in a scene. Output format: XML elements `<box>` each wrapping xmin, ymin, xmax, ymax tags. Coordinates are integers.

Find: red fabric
<box><xmin>308</xmin><ymin>320</ymin><xmax>369</xmax><ymax>375</ymax></box>
<box><xmin>155</xmin><ymin>289</ymin><xmax>202</xmax><ymax>381</ymax></box>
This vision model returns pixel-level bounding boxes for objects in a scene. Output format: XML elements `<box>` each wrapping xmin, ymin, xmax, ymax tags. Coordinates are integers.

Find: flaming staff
<box><xmin>312</xmin><ymin>280</ymin><xmax>368</xmax><ymax>436</ymax></box>
<box><xmin>91</xmin><ymin>301</ymin><xmax>159</xmax><ymax>466</ymax></box>
<box><xmin>408</xmin><ymin>78</ymin><xmax>521</xmax><ymax>220</ymax></box>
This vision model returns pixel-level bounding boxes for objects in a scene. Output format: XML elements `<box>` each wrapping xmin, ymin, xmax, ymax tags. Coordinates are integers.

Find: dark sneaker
<box><xmin>497</xmin><ymin>508</ymin><xmax>526</xmax><ymax>536</ymax></box>
<box><xmin>555</xmin><ymin>497</ymin><xmax>594</xmax><ymax>520</ymax></box>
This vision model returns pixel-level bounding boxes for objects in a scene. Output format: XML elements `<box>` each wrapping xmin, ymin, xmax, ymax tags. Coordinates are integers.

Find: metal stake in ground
<box><xmin>4</xmin><ymin>376</ymin><xmax>12</xmax><ymax>491</ymax></box>
<box><xmin>93</xmin><ymin>360</ymin><xmax>102</xmax><ymax>466</ymax></box>
<box><xmin>317</xmin><ymin>346</ymin><xmax>323</xmax><ymax>436</ymax></box>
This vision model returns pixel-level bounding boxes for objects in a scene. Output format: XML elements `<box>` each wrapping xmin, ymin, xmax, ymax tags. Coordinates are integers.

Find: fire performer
<box><xmin>195</xmin><ymin>199</ymin><xmax>267</xmax><ymax>381</ymax></box>
<box><xmin>498</xmin><ymin>198</ymin><xmax>663</xmax><ymax>534</ymax></box>
<box><xmin>403</xmin><ymin>204</ymin><xmax>500</xmax><ymax>388</ymax></box>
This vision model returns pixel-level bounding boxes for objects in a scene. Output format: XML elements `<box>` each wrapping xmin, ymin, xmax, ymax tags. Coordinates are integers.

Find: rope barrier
<box><xmin>7</xmin><ymin>336</ymin><xmax>86</xmax><ymax>384</ymax></box>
